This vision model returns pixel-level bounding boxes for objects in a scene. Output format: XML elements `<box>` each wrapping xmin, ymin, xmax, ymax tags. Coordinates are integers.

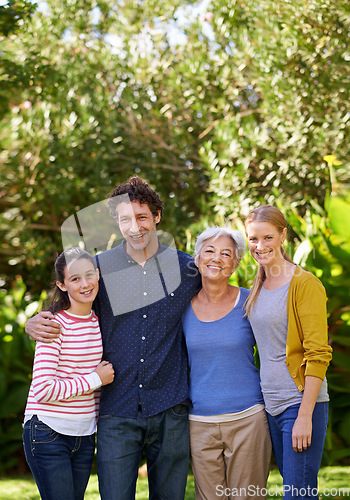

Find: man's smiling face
<box><xmin>117</xmin><ymin>200</ymin><xmax>161</xmax><ymax>257</ymax></box>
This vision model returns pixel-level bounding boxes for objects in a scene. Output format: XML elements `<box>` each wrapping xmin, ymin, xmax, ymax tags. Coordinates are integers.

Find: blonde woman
<box><xmin>245</xmin><ymin>205</ymin><xmax>332</xmax><ymax>500</ymax></box>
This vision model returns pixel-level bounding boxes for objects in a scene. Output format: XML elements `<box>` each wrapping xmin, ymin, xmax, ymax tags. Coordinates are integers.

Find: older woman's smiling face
<box><xmin>196</xmin><ymin>235</ymin><xmax>237</xmax><ymax>280</ymax></box>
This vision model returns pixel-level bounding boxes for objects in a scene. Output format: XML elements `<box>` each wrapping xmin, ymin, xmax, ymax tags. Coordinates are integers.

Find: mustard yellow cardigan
<box><xmin>285</xmin><ymin>266</ymin><xmax>332</xmax><ymax>392</ymax></box>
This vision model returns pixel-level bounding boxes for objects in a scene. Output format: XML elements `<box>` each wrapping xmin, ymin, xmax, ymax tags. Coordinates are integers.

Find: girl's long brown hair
<box><xmin>244</xmin><ymin>205</ymin><xmax>294</xmax><ymax>318</ymax></box>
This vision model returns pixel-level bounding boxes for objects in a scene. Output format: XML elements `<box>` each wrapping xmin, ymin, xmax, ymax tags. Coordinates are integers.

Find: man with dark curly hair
<box><xmin>26</xmin><ymin>176</ymin><xmax>201</xmax><ymax>500</ymax></box>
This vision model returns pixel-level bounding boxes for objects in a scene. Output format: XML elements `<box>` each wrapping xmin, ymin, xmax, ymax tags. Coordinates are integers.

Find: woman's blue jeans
<box><xmin>96</xmin><ymin>404</ymin><xmax>190</xmax><ymax>500</ymax></box>
<box><xmin>23</xmin><ymin>415</ymin><xmax>95</xmax><ymax>500</ymax></box>
<box><xmin>267</xmin><ymin>402</ymin><xmax>328</xmax><ymax>500</ymax></box>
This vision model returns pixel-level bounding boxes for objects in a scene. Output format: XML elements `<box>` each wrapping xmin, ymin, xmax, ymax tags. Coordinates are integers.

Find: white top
<box><xmin>188</xmin><ymin>404</ymin><xmax>265</xmax><ymax>423</ymax></box>
<box><xmin>24</xmin><ymin>310</ymin><xmax>103</xmax><ymax>436</ymax></box>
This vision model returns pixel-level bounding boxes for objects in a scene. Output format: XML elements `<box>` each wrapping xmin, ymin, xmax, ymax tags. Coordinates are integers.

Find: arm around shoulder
<box><xmin>25</xmin><ymin>311</ymin><xmax>61</xmax><ymax>343</ymax></box>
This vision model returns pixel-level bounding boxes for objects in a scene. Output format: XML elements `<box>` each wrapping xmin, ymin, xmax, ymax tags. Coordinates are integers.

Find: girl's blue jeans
<box><xmin>23</xmin><ymin>415</ymin><xmax>95</xmax><ymax>500</ymax></box>
<box><xmin>267</xmin><ymin>402</ymin><xmax>328</xmax><ymax>499</ymax></box>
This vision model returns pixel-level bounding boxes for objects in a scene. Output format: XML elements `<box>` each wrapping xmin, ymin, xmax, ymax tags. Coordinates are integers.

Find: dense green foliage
<box><xmin>0</xmin><ymin>279</ymin><xmax>45</xmax><ymax>474</ymax></box>
<box><xmin>0</xmin><ymin>0</ymin><xmax>349</xmax><ymax>473</ymax></box>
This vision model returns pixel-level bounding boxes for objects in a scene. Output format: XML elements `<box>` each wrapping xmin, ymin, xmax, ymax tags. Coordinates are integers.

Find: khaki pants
<box><xmin>189</xmin><ymin>410</ymin><xmax>272</xmax><ymax>500</ymax></box>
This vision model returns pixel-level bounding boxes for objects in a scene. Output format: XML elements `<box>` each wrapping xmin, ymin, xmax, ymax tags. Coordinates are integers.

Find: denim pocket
<box><xmin>32</xmin><ymin>421</ymin><xmax>59</xmax><ymax>444</ymax></box>
<box><xmin>170</xmin><ymin>403</ymin><xmax>189</xmax><ymax>417</ymax></box>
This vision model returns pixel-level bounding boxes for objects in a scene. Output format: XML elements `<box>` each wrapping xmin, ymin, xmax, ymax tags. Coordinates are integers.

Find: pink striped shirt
<box><xmin>25</xmin><ymin>310</ymin><xmax>103</xmax><ymax>421</ymax></box>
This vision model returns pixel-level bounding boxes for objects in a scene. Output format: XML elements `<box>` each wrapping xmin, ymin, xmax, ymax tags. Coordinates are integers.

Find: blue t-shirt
<box><xmin>182</xmin><ymin>288</ymin><xmax>263</xmax><ymax>416</ymax></box>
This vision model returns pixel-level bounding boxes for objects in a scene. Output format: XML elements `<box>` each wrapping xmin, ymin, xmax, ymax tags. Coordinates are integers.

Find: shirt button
<box><xmin>143</xmin><ymin>314</ymin><xmax>147</xmax><ymax>318</ymax></box>
<box><xmin>292</xmin><ymin>372</ymin><xmax>296</xmax><ymax>378</ymax></box>
<box><xmin>298</xmin><ymin>385</ymin><xmax>303</xmax><ymax>391</ymax></box>
<box><xmin>139</xmin><ymin>384</ymin><xmax>143</xmax><ymax>388</ymax></box>
<box><xmin>143</xmin><ymin>292</ymin><xmax>147</xmax><ymax>296</ymax></box>
<box><xmin>140</xmin><ymin>359</ymin><xmax>144</xmax><ymax>362</ymax></box>
<box><xmin>142</xmin><ymin>336</ymin><xmax>145</xmax><ymax>341</ymax></box>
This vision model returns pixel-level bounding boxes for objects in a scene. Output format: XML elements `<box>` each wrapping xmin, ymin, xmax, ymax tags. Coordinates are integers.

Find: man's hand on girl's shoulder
<box><xmin>25</xmin><ymin>311</ymin><xmax>61</xmax><ymax>343</ymax></box>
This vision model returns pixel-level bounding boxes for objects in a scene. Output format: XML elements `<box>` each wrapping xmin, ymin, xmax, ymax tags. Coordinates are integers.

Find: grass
<box><xmin>0</xmin><ymin>467</ymin><xmax>349</xmax><ymax>499</ymax></box>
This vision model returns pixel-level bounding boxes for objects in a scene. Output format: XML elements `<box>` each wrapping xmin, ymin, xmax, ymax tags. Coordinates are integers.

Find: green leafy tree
<box><xmin>190</xmin><ymin>0</ymin><xmax>349</xmax><ymax>220</ymax></box>
<box><xmin>0</xmin><ymin>0</ymin><xmax>209</xmax><ymax>292</ymax></box>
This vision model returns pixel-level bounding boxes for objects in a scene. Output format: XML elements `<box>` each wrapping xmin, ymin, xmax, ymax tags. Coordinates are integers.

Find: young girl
<box><xmin>244</xmin><ymin>206</ymin><xmax>332</xmax><ymax>500</ymax></box>
<box><xmin>23</xmin><ymin>247</ymin><xmax>114</xmax><ymax>500</ymax></box>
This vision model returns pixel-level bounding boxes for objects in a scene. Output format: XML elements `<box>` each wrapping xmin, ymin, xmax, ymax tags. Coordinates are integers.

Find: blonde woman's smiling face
<box><xmin>246</xmin><ymin>221</ymin><xmax>286</xmax><ymax>267</ymax></box>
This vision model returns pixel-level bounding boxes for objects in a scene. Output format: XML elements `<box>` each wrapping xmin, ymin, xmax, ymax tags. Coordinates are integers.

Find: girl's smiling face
<box><xmin>246</xmin><ymin>221</ymin><xmax>286</xmax><ymax>268</ymax></box>
<box><xmin>57</xmin><ymin>258</ymin><xmax>99</xmax><ymax>315</ymax></box>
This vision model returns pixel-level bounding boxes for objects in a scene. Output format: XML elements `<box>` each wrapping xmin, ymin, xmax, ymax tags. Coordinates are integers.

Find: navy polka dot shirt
<box><xmin>94</xmin><ymin>242</ymin><xmax>201</xmax><ymax>418</ymax></box>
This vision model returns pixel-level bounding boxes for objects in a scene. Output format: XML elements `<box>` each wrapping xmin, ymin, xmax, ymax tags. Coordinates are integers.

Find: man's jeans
<box><xmin>97</xmin><ymin>404</ymin><xmax>190</xmax><ymax>500</ymax></box>
<box><xmin>23</xmin><ymin>415</ymin><xmax>95</xmax><ymax>500</ymax></box>
<box><xmin>267</xmin><ymin>402</ymin><xmax>328</xmax><ymax>500</ymax></box>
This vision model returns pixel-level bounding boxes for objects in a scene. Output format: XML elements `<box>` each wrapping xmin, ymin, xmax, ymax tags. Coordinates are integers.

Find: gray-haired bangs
<box><xmin>194</xmin><ymin>226</ymin><xmax>246</xmax><ymax>265</ymax></box>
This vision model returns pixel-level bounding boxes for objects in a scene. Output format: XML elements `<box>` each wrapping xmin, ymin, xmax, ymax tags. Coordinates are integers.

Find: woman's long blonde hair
<box><xmin>244</xmin><ymin>205</ymin><xmax>294</xmax><ymax>318</ymax></box>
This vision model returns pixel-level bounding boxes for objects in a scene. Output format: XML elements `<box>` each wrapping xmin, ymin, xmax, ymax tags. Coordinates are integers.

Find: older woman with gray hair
<box><xmin>182</xmin><ymin>227</ymin><xmax>271</xmax><ymax>500</ymax></box>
